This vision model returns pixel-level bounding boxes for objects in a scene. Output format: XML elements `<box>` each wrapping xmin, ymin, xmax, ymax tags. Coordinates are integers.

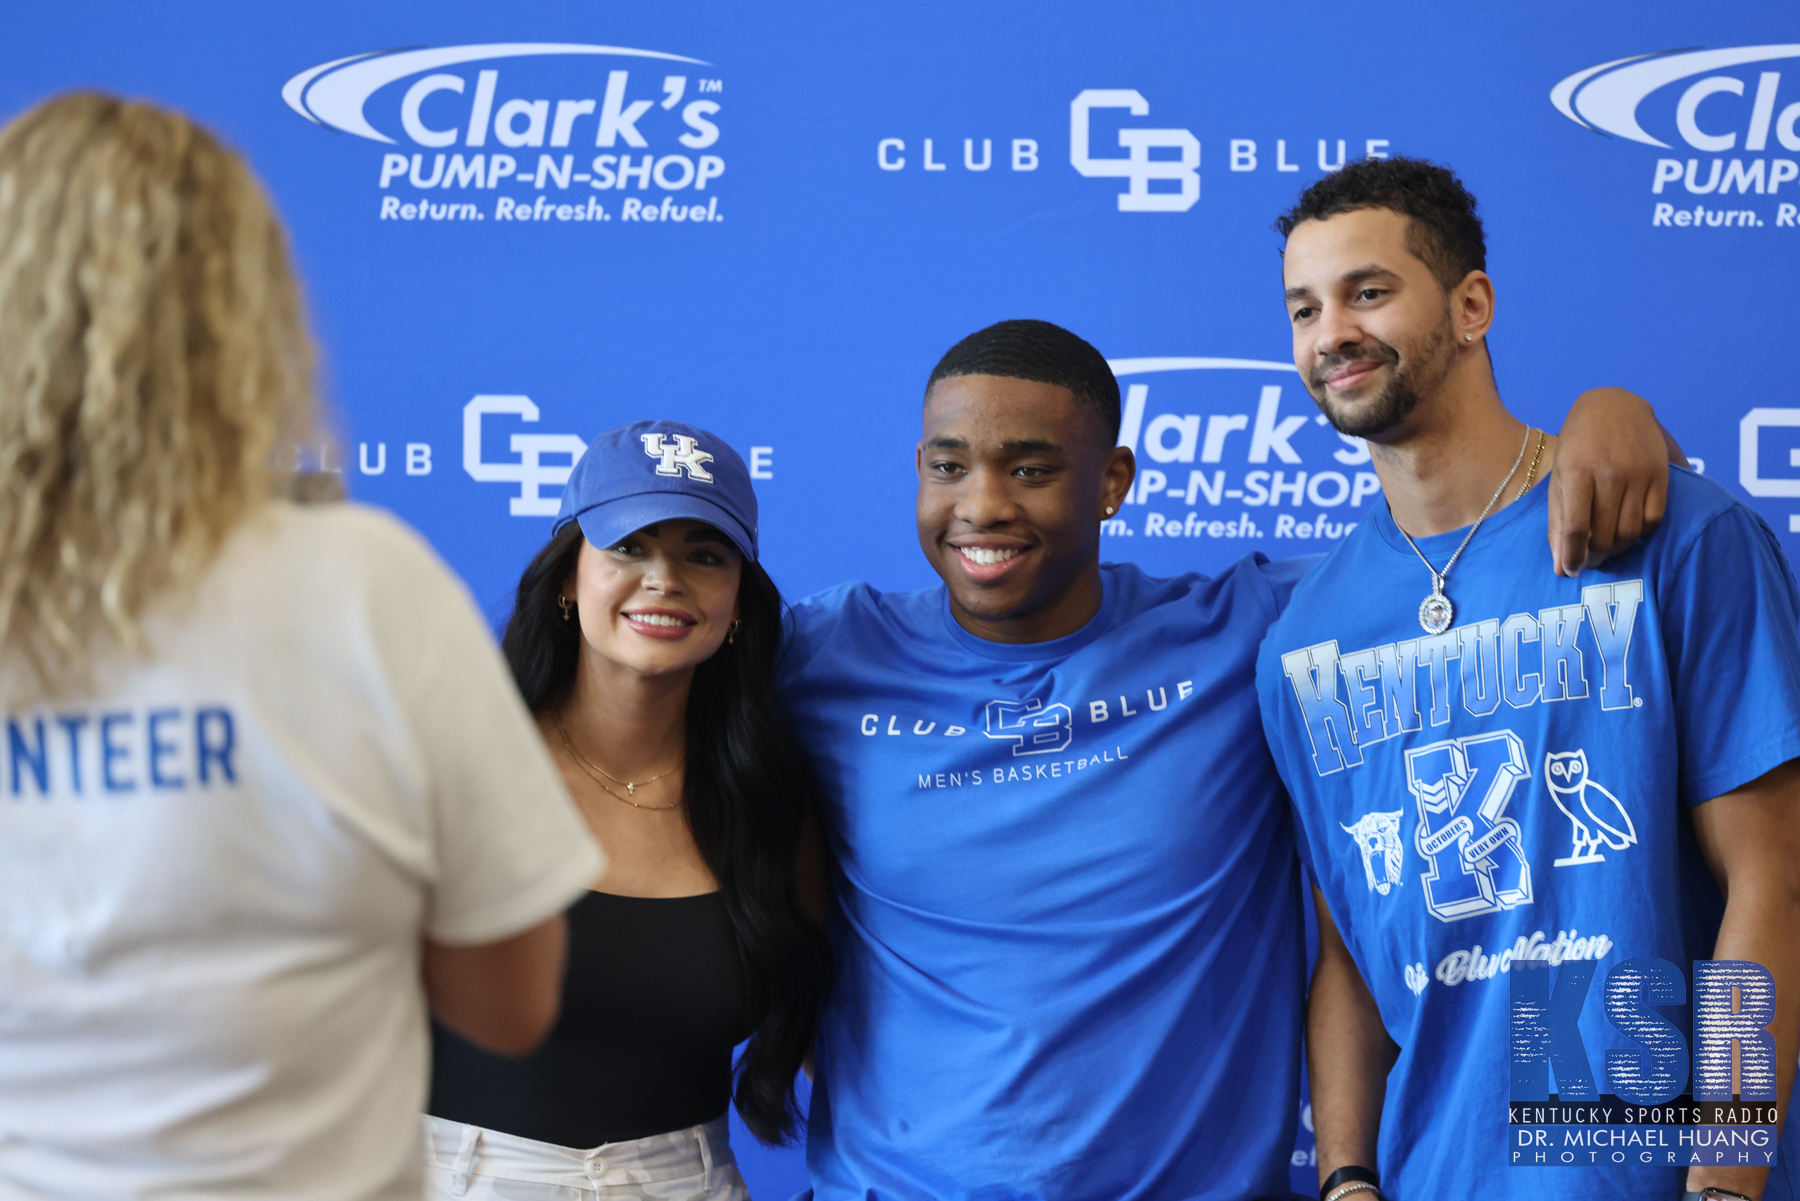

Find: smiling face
<box><xmin>564</xmin><ymin>518</ymin><xmax>742</xmax><ymax>678</ymax></box>
<box><xmin>915</xmin><ymin>374</ymin><xmax>1134</xmax><ymax>643</ymax></box>
<box><xmin>1282</xmin><ymin>207</ymin><xmax>1476</xmax><ymax>442</ymax></box>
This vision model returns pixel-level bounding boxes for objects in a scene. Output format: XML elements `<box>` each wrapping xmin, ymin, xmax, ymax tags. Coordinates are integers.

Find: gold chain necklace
<box><xmin>554</xmin><ymin>713</ymin><xmax>684</xmax><ymax>812</ymax></box>
<box><xmin>1516</xmin><ymin>428</ymin><xmax>1548</xmax><ymax>498</ymax></box>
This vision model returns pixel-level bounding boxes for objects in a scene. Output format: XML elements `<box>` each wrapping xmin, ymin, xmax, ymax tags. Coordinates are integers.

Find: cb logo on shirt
<box><xmin>983</xmin><ymin>699</ymin><xmax>1074</xmax><ymax>756</ymax></box>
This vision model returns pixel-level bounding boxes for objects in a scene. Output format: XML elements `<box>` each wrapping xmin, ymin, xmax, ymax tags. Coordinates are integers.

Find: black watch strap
<box><xmin>1321</xmin><ymin>1166</ymin><xmax>1380</xmax><ymax>1200</ymax></box>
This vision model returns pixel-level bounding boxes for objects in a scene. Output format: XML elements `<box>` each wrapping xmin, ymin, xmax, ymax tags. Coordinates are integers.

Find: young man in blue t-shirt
<box><xmin>1257</xmin><ymin>158</ymin><xmax>1800</xmax><ymax>1201</ymax></box>
<box><xmin>776</xmin><ymin>314</ymin><xmax>1685</xmax><ymax>1200</ymax></box>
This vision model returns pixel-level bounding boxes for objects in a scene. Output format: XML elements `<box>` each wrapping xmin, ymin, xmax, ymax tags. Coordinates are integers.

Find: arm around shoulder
<box><xmin>1549</xmin><ymin>387</ymin><xmax>1685</xmax><ymax>577</ymax></box>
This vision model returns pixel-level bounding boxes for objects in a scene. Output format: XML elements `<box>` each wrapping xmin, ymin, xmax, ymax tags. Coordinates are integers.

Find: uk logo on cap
<box><xmin>642</xmin><ymin>432</ymin><xmax>715</xmax><ymax>482</ymax></box>
<box><xmin>555</xmin><ymin>420</ymin><xmax>759</xmax><ymax>561</ymax></box>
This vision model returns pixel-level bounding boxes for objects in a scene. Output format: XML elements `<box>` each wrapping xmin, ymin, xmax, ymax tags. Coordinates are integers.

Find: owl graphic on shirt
<box><xmin>1545</xmin><ymin>750</ymin><xmax>1637</xmax><ymax>867</ymax></box>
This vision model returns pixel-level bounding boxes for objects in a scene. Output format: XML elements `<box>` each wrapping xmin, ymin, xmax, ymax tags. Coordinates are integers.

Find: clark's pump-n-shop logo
<box><xmin>1552</xmin><ymin>44</ymin><xmax>1800</xmax><ymax>232</ymax></box>
<box><xmin>1102</xmin><ymin>355</ymin><xmax>1384</xmax><ymax>547</ymax></box>
<box><xmin>284</xmin><ymin>43</ymin><xmax>726</xmax><ymax>227</ymax></box>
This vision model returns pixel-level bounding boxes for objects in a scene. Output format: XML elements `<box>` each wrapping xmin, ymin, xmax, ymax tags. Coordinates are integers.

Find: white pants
<box><xmin>423</xmin><ymin>1114</ymin><xmax>750</xmax><ymax>1201</ymax></box>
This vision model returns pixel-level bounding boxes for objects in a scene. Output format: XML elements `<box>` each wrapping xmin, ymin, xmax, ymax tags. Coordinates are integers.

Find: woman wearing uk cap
<box><xmin>426</xmin><ymin>421</ymin><xmax>831</xmax><ymax>1200</ymax></box>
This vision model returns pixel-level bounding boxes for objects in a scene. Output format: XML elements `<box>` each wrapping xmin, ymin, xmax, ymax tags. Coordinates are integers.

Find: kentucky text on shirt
<box><xmin>6</xmin><ymin>705</ymin><xmax>239</xmax><ymax>797</ymax></box>
<box><xmin>1279</xmin><ymin>581</ymin><xmax>1644</xmax><ymax>775</ymax></box>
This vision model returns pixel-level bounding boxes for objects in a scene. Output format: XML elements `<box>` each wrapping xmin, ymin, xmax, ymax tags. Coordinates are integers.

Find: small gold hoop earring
<box><xmin>728</xmin><ymin>618</ymin><xmax>742</xmax><ymax>645</ymax></box>
<box><xmin>558</xmin><ymin>595</ymin><xmax>574</xmax><ymax>622</ymax></box>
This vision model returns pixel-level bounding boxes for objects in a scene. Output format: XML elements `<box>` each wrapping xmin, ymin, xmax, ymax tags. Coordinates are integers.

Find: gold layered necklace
<box><xmin>554</xmin><ymin>712</ymin><xmax>684</xmax><ymax>812</ymax></box>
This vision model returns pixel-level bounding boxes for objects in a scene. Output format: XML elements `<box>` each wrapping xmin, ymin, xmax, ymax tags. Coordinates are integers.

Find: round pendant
<box><xmin>1419</xmin><ymin>590</ymin><xmax>1454</xmax><ymax>635</ymax></box>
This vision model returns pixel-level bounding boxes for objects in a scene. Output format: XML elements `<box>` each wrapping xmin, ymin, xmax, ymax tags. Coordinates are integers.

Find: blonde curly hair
<box><xmin>0</xmin><ymin>92</ymin><xmax>320</xmax><ymax>701</ymax></box>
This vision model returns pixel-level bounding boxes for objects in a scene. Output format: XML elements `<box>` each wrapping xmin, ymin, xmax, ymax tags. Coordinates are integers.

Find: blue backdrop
<box><xmin>7</xmin><ymin>4</ymin><xmax>1798</xmax><ymax>1196</ymax></box>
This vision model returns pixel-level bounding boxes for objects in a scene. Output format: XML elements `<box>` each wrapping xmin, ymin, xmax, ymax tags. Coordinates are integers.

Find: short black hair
<box><xmin>1274</xmin><ymin>157</ymin><xmax>1486</xmax><ymax>292</ymax></box>
<box><xmin>926</xmin><ymin>319</ymin><xmax>1121</xmax><ymax>444</ymax></box>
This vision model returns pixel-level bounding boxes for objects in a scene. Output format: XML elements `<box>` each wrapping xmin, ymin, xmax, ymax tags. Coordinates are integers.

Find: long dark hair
<box><xmin>502</xmin><ymin>521</ymin><xmax>830</xmax><ymax>1144</ymax></box>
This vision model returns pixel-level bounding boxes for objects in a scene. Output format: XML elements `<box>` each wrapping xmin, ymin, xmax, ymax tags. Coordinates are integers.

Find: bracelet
<box><xmin>1321</xmin><ymin>1165</ymin><xmax>1379</xmax><ymax>1200</ymax></box>
<box><xmin>1323</xmin><ymin>1183</ymin><xmax>1379</xmax><ymax>1201</ymax></box>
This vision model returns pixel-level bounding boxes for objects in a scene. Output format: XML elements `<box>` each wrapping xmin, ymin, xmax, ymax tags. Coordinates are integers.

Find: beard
<box><xmin>1306</xmin><ymin>317</ymin><xmax>1453</xmax><ymax>440</ymax></box>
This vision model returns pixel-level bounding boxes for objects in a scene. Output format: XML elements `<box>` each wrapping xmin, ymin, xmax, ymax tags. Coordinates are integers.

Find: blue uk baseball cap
<box><xmin>554</xmin><ymin>420</ymin><xmax>759</xmax><ymax>560</ymax></box>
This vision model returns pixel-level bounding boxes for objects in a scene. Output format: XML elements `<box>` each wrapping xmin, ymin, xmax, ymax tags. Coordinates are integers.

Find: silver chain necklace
<box><xmin>1392</xmin><ymin>425</ymin><xmax>1533</xmax><ymax>635</ymax></box>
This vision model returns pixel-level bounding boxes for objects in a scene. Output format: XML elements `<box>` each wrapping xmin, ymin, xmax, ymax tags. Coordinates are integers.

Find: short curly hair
<box><xmin>1274</xmin><ymin>157</ymin><xmax>1486</xmax><ymax>293</ymax></box>
<box><xmin>926</xmin><ymin>319</ymin><xmax>1121</xmax><ymax>444</ymax></box>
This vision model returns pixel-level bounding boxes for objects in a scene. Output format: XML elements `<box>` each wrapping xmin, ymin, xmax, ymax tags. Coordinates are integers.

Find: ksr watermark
<box><xmin>1509</xmin><ymin>957</ymin><xmax>1780</xmax><ymax>1168</ymax></box>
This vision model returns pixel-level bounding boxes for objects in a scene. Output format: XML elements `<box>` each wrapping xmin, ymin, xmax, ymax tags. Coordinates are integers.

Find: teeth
<box><xmin>630</xmin><ymin>613</ymin><xmax>691</xmax><ymax>627</ymax></box>
<box><xmin>958</xmin><ymin>547</ymin><xmax>1020</xmax><ymax>566</ymax></box>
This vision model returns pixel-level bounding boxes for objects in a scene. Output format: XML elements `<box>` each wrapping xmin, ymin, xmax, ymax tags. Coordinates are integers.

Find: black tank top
<box><xmin>428</xmin><ymin>890</ymin><xmax>752</xmax><ymax>1147</ymax></box>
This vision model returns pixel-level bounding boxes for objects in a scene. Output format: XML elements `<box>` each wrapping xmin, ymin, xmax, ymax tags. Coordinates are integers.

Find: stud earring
<box><xmin>1104</xmin><ymin>506</ymin><xmax>1115</xmax><ymax>517</ymax></box>
<box><xmin>728</xmin><ymin>618</ymin><xmax>741</xmax><ymax>645</ymax></box>
<box><xmin>1464</xmin><ymin>334</ymin><xmax>1473</xmax><ymax>342</ymax></box>
<box><xmin>558</xmin><ymin>596</ymin><xmax>573</xmax><ymax>622</ymax></box>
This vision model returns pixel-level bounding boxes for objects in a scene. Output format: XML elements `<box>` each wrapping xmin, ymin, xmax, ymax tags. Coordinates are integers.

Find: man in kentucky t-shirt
<box><xmin>1257</xmin><ymin>157</ymin><xmax>1800</xmax><ymax>1201</ymax></box>
<box><xmin>776</xmin><ymin>317</ymin><xmax>1684</xmax><ymax>1201</ymax></box>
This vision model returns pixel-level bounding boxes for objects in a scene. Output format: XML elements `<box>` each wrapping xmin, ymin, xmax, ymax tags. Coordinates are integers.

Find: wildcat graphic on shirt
<box><xmin>1342</xmin><ymin>809</ymin><xmax>1405</xmax><ymax>896</ymax></box>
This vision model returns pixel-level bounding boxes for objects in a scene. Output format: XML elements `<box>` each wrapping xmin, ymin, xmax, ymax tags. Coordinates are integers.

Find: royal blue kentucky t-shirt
<box><xmin>779</xmin><ymin>557</ymin><xmax>1311</xmax><ymax>1201</ymax></box>
<box><xmin>1257</xmin><ymin>467</ymin><xmax>1800</xmax><ymax>1199</ymax></box>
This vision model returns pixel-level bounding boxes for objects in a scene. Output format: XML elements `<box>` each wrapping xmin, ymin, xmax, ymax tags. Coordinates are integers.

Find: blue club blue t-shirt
<box><xmin>779</xmin><ymin>557</ymin><xmax>1313</xmax><ymax>1201</ymax></box>
<box><xmin>1256</xmin><ymin>467</ymin><xmax>1800</xmax><ymax>1199</ymax></box>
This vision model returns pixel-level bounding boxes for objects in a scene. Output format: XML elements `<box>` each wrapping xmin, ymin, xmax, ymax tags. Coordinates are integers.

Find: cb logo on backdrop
<box><xmin>1069</xmin><ymin>90</ymin><xmax>1200</xmax><ymax>211</ymax></box>
<box><xmin>1740</xmin><ymin>407</ymin><xmax>1800</xmax><ymax>535</ymax></box>
<box><xmin>462</xmin><ymin>396</ymin><xmax>588</xmax><ymax>516</ymax></box>
<box><xmin>875</xmin><ymin>92</ymin><xmax>1389</xmax><ymax>215</ymax></box>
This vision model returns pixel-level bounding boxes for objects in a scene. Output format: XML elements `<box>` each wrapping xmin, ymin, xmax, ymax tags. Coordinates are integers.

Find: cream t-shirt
<box><xmin>0</xmin><ymin>502</ymin><xmax>603</xmax><ymax>1198</ymax></box>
